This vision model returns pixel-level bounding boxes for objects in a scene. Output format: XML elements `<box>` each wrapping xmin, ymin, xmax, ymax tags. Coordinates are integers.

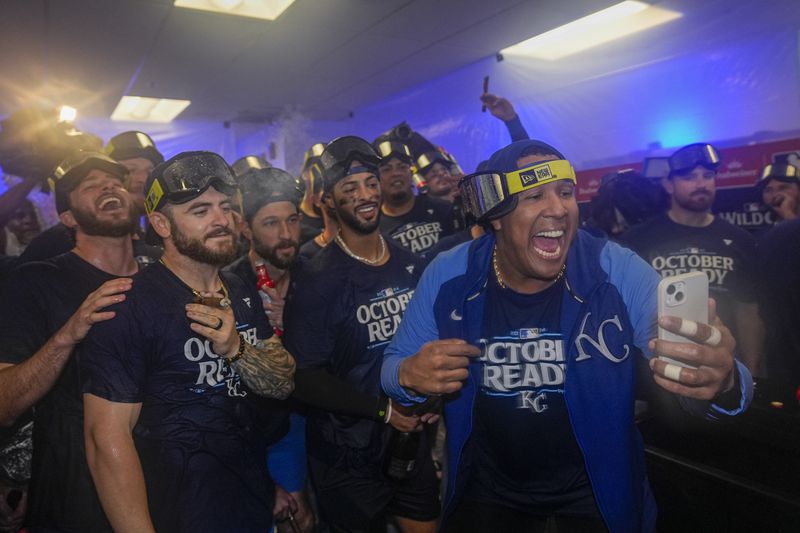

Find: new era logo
<box><xmin>723</xmin><ymin>239</ymin><xmax>732</xmax><ymax>246</ymax></box>
<box><xmin>406</xmin><ymin>264</ymin><xmax>415</xmax><ymax>274</ymax></box>
<box><xmin>520</xmin><ymin>165</ymin><xmax>553</xmax><ymax>186</ymax></box>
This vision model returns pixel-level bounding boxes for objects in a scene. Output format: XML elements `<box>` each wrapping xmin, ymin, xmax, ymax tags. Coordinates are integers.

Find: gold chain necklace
<box><xmin>159</xmin><ymin>258</ymin><xmax>231</xmax><ymax>307</ymax></box>
<box><xmin>335</xmin><ymin>232</ymin><xmax>386</xmax><ymax>265</ymax></box>
<box><xmin>492</xmin><ymin>247</ymin><xmax>565</xmax><ymax>290</ymax></box>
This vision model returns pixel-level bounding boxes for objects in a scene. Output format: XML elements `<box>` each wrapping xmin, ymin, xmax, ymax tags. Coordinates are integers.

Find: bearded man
<box><xmin>80</xmin><ymin>151</ymin><xmax>295</xmax><ymax>533</ymax></box>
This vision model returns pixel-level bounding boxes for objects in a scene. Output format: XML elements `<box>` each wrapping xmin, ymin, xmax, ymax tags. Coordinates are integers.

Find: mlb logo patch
<box><xmin>519</xmin><ymin>328</ymin><xmax>541</xmax><ymax>339</ymax></box>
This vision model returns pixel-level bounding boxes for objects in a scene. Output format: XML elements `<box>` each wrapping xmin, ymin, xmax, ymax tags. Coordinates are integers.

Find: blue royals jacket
<box><xmin>382</xmin><ymin>230</ymin><xmax>753</xmax><ymax>533</ymax></box>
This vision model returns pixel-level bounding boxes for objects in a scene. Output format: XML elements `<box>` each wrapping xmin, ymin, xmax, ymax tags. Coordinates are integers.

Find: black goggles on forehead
<box><xmin>458</xmin><ymin>159</ymin><xmax>576</xmax><ymax>222</ymax></box>
<box><xmin>302</xmin><ymin>143</ymin><xmax>326</xmax><ymax>170</ymax></box>
<box><xmin>320</xmin><ymin>136</ymin><xmax>381</xmax><ymax>188</ymax></box>
<box><xmin>321</xmin><ymin>136</ymin><xmax>380</xmax><ymax>168</ymax></box>
<box><xmin>668</xmin><ymin>144</ymin><xmax>721</xmax><ymax>176</ymax></box>
<box><xmin>416</xmin><ymin>151</ymin><xmax>452</xmax><ymax>173</ymax></box>
<box><xmin>145</xmin><ymin>152</ymin><xmax>237</xmax><ymax>214</ymax></box>
<box><xmin>375</xmin><ymin>141</ymin><xmax>413</xmax><ymax>163</ymax></box>
<box><xmin>759</xmin><ymin>163</ymin><xmax>799</xmax><ymax>183</ymax></box>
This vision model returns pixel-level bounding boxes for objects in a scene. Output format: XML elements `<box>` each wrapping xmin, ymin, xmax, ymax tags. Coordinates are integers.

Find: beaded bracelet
<box><xmin>224</xmin><ymin>335</ymin><xmax>246</xmax><ymax>364</ymax></box>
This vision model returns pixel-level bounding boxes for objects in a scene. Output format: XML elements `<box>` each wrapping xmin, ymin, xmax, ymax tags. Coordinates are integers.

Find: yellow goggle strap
<box><xmin>505</xmin><ymin>159</ymin><xmax>576</xmax><ymax>195</ymax></box>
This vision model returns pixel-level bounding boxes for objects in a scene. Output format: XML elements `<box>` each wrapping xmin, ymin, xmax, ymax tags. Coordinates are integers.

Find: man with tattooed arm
<box><xmin>80</xmin><ymin>152</ymin><xmax>295</xmax><ymax>533</ymax></box>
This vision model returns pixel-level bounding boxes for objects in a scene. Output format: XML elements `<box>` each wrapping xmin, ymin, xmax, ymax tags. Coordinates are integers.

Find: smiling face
<box><xmin>326</xmin><ymin>162</ymin><xmax>382</xmax><ymax>235</ymax></box>
<box><xmin>62</xmin><ymin>168</ymin><xmax>137</xmax><ymax>237</ymax></box>
<box><xmin>377</xmin><ymin>156</ymin><xmax>413</xmax><ymax>205</ymax></box>
<box><xmin>154</xmin><ymin>186</ymin><xmax>239</xmax><ymax>266</ymax></box>
<box><xmin>491</xmin><ymin>153</ymin><xmax>578</xmax><ymax>293</ymax></box>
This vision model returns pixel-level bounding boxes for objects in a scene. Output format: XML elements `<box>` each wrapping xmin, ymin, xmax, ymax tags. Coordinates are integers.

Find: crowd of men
<box><xmin>0</xmin><ymin>92</ymin><xmax>797</xmax><ymax>532</ymax></box>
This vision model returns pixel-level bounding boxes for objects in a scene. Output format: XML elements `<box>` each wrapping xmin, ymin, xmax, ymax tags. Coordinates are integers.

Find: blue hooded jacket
<box><xmin>382</xmin><ymin>230</ymin><xmax>753</xmax><ymax>533</ymax></box>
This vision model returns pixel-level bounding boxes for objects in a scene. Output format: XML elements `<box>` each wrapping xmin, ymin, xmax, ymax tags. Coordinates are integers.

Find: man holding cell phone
<box><xmin>381</xmin><ymin>139</ymin><xmax>753</xmax><ymax>533</ymax></box>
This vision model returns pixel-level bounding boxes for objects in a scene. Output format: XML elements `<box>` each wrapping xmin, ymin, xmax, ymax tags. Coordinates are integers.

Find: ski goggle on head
<box><xmin>458</xmin><ymin>159</ymin><xmax>576</xmax><ymax>222</ymax></box>
<box><xmin>320</xmin><ymin>136</ymin><xmax>381</xmax><ymax>193</ymax></box>
<box><xmin>759</xmin><ymin>163</ymin><xmax>800</xmax><ymax>186</ymax></box>
<box><xmin>144</xmin><ymin>151</ymin><xmax>238</xmax><ymax>214</ymax></box>
<box><xmin>374</xmin><ymin>141</ymin><xmax>413</xmax><ymax>165</ymax></box>
<box><xmin>667</xmin><ymin>143</ymin><xmax>721</xmax><ymax>177</ymax></box>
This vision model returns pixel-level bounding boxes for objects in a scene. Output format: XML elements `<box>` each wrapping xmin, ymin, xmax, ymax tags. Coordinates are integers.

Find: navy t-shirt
<box><xmin>622</xmin><ymin>214</ymin><xmax>758</xmax><ymax>338</ymax></box>
<box><xmin>298</xmin><ymin>237</ymin><xmax>324</xmax><ymax>262</ymax></box>
<box><xmin>299</xmin><ymin>212</ymin><xmax>324</xmax><ymax>244</ymax></box>
<box><xmin>465</xmin><ymin>275</ymin><xmax>598</xmax><ymax>516</ymax></box>
<box><xmin>379</xmin><ymin>194</ymin><xmax>458</xmax><ymax>255</ymax></box>
<box><xmin>80</xmin><ymin>262</ymin><xmax>280</xmax><ymax>533</ymax></box>
<box><xmin>0</xmin><ymin>252</ymin><xmax>118</xmax><ymax>531</ymax></box>
<box><xmin>283</xmin><ymin>240</ymin><xmax>424</xmax><ymax>464</ymax></box>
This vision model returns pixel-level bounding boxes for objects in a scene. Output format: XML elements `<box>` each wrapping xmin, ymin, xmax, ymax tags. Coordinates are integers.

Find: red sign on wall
<box><xmin>575</xmin><ymin>137</ymin><xmax>800</xmax><ymax>203</ymax></box>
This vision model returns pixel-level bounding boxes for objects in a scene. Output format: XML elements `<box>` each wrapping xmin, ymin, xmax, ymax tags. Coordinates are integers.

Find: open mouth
<box><xmin>98</xmin><ymin>196</ymin><xmax>123</xmax><ymax>211</ymax></box>
<box><xmin>532</xmin><ymin>229</ymin><xmax>565</xmax><ymax>259</ymax></box>
<box><xmin>356</xmin><ymin>202</ymin><xmax>378</xmax><ymax>219</ymax></box>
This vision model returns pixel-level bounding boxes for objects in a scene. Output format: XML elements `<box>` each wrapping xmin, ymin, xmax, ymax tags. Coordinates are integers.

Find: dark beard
<box><xmin>70</xmin><ymin>204</ymin><xmax>137</xmax><ymax>237</ymax></box>
<box><xmin>253</xmin><ymin>238</ymin><xmax>298</xmax><ymax>270</ymax></box>
<box><xmin>387</xmin><ymin>189</ymin><xmax>411</xmax><ymax>206</ymax></box>
<box><xmin>676</xmin><ymin>191</ymin><xmax>714</xmax><ymax>212</ymax></box>
<box><xmin>172</xmin><ymin>226</ymin><xmax>238</xmax><ymax>266</ymax></box>
<box><xmin>335</xmin><ymin>205</ymin><xmax>380</xmax><ymax>235</ymax></box>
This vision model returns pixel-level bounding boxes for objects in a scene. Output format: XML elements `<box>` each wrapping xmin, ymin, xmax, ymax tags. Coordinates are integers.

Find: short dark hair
<box><xmin>518</xmin><ymin>145</ymin><xmax>561</xmax><ymax>160</ymax></box>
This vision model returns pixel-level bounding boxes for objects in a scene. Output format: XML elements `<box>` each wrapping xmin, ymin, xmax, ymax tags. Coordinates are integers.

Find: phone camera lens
<box><xmin>666</xmin><ymin>284</ymin><xmax>676</xmax><ymax>295</ymax></box>
<box><xmin>675</xmin><ymin>291</ymin><xmax>684</xmax><ymax>302</ymax></box>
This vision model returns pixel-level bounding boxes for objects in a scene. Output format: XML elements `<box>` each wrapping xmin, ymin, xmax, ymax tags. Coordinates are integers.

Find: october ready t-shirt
<box><xmin>80</xmin><ymin>262</ymin><xmax>281</xmax><ymax>533</ymax></box>
<box><xmin>465</xmin><ymin>275</ymin><xmax>598</xmax><ymax>517</ymax></box>
<box><xmin>379</xmin><ymin>194</ymin><xmax>457</xmax><ymax>255</ymax></box>
<box><xmin>283</xmin><ymin>240</ymin><xmax>424</xmax><ymax>463</ymax></box>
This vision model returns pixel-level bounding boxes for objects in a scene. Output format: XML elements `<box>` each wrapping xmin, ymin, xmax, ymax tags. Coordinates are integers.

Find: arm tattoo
<box><xmin>232</xmin><ymin>337</ymin><xmax>296</xmax><ymax>399</ymax></box>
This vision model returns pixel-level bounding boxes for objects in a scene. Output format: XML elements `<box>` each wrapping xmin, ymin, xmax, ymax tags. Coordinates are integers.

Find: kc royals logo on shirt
<box><xmin>478</xmin><ymin>328</ymin><xmax>566</xmax><ymax>413</ymax></box>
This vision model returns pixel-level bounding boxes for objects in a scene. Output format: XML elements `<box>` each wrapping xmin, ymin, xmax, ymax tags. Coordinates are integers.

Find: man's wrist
<box><xmin>51</xmin><ymin>327</ymin><xmax>78</xmax><ymax>352</ymax></box>
<box><xmin>222</xmin><ymin>335</ymin><xmax>246</xmax><ymax>364</ymax></box>
<box><xmin>712</xmin><ymin>367</ymin><xmax>740</xmax><ymax>410</ymax></box>
<box><xmin>397</xmin><ymin>359</ymin><xmax>411</xmax><ymax>390</ymax></box>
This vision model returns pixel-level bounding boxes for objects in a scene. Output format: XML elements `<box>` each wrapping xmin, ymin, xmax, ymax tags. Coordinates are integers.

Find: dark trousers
<box><xmin>443</xmin><ymin>499</ymin><xmax>608</xmax><ymax>533</ymax></box>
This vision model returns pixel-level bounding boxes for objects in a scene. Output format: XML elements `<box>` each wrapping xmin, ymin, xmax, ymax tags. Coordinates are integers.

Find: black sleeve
<box><xmin>17</xmin><ymin>224</ymin><xmax>74</xmax><ymax>264</ymax></box>
<box><xmin>732</xmin><ymin>231</ymin><xmax>758</xmax><ymax>303</ymax></box>
<box><xmin>504</xmin><ymin>114</ymin><xmax>529</xmax><ymax>142</ymax></box>
<box><xmin>0</xmin><ymin>264</ymin><xmax>54</xmax><ymax>364</ymax></box>
<box><xmin>292</xmin><ymin>367</ymin><xmax>387</xmax><ymax>421</ymax></box>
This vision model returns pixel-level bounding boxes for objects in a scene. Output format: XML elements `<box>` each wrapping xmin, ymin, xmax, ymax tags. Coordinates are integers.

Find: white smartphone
<box><xmin>657</xmin><ymin>272</ymin><xmax>709</xmax><ymax>369</ymax></box>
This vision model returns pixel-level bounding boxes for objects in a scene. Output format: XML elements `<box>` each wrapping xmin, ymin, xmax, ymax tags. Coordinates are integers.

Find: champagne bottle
<box><xmin>255</xmin><ymin>262</ymin><xmax>282</xmax><ymax>337</ymax></box>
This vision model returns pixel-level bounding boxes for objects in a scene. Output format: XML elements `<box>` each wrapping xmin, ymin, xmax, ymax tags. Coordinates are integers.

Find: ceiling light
<box><xmin>174</xmin><ymin>0</ymin><xmax>296</xmax><ymax>21</ymax></box>
<box><xmin>58</xmin><ymin>106</ymin><xmax>77</xmax><ymax>123</ymax></box>
<box><xmin>111</xmin><ymin>96</ymin><xmax>191</xmax><ymax>123</ymax></box>
<box><xmin>501</xmin><ymin>1</ymin><xmax>682</xmax><ymax>61</ymax></box>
